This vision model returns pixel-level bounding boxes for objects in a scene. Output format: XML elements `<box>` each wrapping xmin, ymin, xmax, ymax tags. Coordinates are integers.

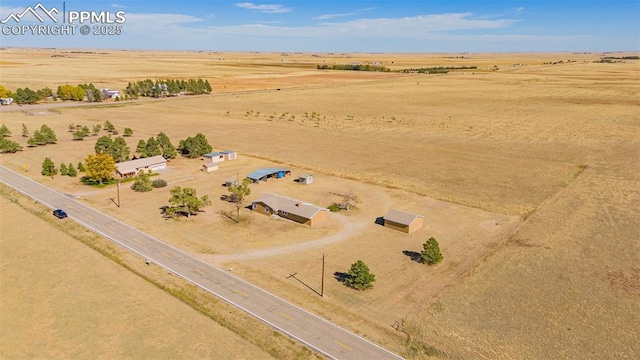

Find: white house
<box><xmin>116</xmin><ymin>155</ymin><xmax>167</xmax><ymax>177</ymax></box>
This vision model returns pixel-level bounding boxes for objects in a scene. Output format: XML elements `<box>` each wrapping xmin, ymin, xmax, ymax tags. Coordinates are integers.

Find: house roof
<box><xmin>252</xmin><ymin>193</ymin><xmax>327</xmax><ymax>219</ymax></box>
<box><xmin>116</xmin><ymin>155</ymin><xmax>166</xmax><ymax>175</ymax></box>
<box><xmin>384</xmin><ymin>209</ymin><xmax>423</xmax><ymax>226</ymax></box>
<box><xmin>203</xmin><ymin>162</ymin><xmax>218</xmax><ymax>168</ymax></box>
<box><xmin>247</xmin><ymin>167</ymin><xmax>290</xmax><ymax>180</ymax></box>
<box><xmin>299</xmin><ymin>173</ymin><xmax>312</xmax><ymax>178</ymax></box>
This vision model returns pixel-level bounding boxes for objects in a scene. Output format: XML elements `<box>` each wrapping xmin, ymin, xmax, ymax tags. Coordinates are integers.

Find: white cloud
<box><xmin>314</xmin><ymin>12</ymin><xmax>357</xmax><ymax>21</ymax></box>
<box><xmin>235</xmin><ymin>2</ymin><xmax>292</xmax><ymax>14</ymax></box>
<box><xmin>111</xmin><ymin>3</ymin><xmax>127</xmax><ymax>9</ymax></box>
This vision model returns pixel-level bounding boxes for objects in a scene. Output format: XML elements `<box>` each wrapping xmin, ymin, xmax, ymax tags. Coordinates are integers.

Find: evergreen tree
<box><xmin>145</xmin><ymin>137</ymin><xmax>162</xmax><ymax>157</ymax></box>
<box><xmin>178</xmin><ymin>133</ymin><xmax>212</xmax><ymax>158</ymax></box>
<box><xmin>420</xmin><ymin>237</ymin><xmax>443</xmax><ymax>265</ymax></box>
<box><xmin>156</xmin><ymin>132</ymin><xmax>177</xmax><ymax>159</ymax></box>
<box><xmin>123</xmin><ymin>127</ymin><xmax>133</xmax><ymax>137</ymax></box>
<box><xmin>22</xmin><ymin>123</ymin><xmax>29</xmax><ymax>138</ymax></box>
<box><xmin>0</xmin><ymin>137</ymin><xmax>22</xmax><ymax>153</ymax></box>
<box><xmin>132</xmin><ymin>172</ymin><xmax>153</xmax><ymax>192</ymax></box>
<box><xmin>67</xmin><ymin>162</ymin><xmax>77</xmax><ymax>177</ymax></box>
<box><xmin>345</xmin><ymin>260</ymin><xmax>376</xmax><ymax>290</ymax></box>
<box><xmin>136</xmin><ymin>139</ymin><xmax>147</xmax><ymax>158</ymax></box>
<box><xmin>41</xmin><ymin>157</ymin><xmax>57</xmax><ymax>177</ymax></box>
<box><xmin>60</xmin><ymin>162</ymin><xmax>68</xmax><ymax>176</ymax></box>
<box><xmin>112</xmin><ymin>137</ymin><xmax>130</xmax><ymax>162</ymax></box>
<box><xmin>0</xmin><ymin>124</ymin><xmax>11</xmax><ymax>137</ymax></box>
<box><xmin>77</xmin><ymin>162</ymin><xmax>86</xmax><ymax>172</ymax></box>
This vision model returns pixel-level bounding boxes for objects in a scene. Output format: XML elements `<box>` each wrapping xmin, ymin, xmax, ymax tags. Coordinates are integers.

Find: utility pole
<box><xmin>321</xmin><ymin>253</ymin><xmax>325</xmax><ymax>297</ymax></box>
<box><xmin>116</xmin><ymin>179</ymin><xmax>121</xmax><ymax>207</ymax></box>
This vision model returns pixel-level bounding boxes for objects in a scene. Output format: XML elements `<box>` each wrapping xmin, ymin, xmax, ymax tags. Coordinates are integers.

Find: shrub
<box><xmin>328</xmin><ymin>203</ymin><xmax>341</xmax><ymax>212</ymax></box>
<box><xmin>152</xmin><ymin>179</ymin><xmax>167</xmax><ymax>188</ymax></box>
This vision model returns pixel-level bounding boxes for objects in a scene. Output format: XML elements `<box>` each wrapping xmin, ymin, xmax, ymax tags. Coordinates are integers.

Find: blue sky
<box><xmin>0</xmin><ymin>1</ymin><xmax>638</xmax><ymax>52</ymax></box>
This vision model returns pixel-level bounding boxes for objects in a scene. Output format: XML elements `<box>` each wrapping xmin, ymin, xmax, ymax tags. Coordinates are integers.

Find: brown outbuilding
<box><xmin>383</xmin><ymin>209</ymin><xmax>424</xmax><ymax>233</ymax></box>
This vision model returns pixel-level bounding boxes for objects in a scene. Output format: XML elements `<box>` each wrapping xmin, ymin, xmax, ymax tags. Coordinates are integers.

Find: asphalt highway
<box><xmin>0</xmin><ymin>165</ymin><xmax>403</xmax><ymax>360</ymax></box>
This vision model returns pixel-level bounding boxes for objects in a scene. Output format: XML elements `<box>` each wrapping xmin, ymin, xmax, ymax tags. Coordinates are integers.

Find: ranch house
<box><xmin>251</xmin><ymin>193</ymin><xmax>329</xmax><ymax>227</ymax></box>
<box><xmin>116</xmin><ymin>155</ymin><xmax>167</xmax><ymax>177</ymax></box>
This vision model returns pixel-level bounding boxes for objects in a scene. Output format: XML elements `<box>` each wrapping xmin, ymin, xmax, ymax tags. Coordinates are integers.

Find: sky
<box><xmin>0</xmin><ymin>0</ymin><xmax>638</xmax><ymax>52</ymax></box>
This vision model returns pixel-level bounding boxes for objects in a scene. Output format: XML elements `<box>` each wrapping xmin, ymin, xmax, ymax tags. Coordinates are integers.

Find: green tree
<box><xmin>0</xmin><ymin>124</ymin><xmax>11</xmax><ymax>137</ymax></box>
<box><xmin>67</xmin><ymin>162</ymin><xmax>77</xmax><ymax>177</ymax></box>
<box><xmin>112</xmin><ymin>137</ymin><xmax>130</xmax><ymax>162</ymax></box>
<box><xmin>91</xmin><ymin>124</ymin><xmax>102</xmax><ymax>136</ymax></box>
<box><xmin>38</xmin><ymin>124</ymin><xmax>57</xmax><ymax>144</ymax></box>
<box><xmin>26</xmin><ymin>136</ymin><xmax>38</xmax><ymax>147</ymax></box>
<box><xmin>132</xmin><ymin>172</ymin><xmax>153</xmax><ymax>192</ymax></box>
<box><xmin>41</xmin><ymin>157</ymin><xmax>57</xmax><ymax>178</ymax></box>
<box><xmin>420</xmin><ymin>237</ymin><xmax>443</xmax><ymax>265</ymax></box>
<box><xmin>156</xmin><ymin>132</ymin><xmax>177</xmax><ymax>159</ymax></box>
<box><xmin>14</xmin><ymin>88</ymin><xmax>40</xmax><ymax>104</ymax></box>
<box><xmin>135</xmin><ymin>139</ymin><xmax>147</xmax><ymax>158</ymax></box>
<box><xmin>94</xmin><ymin>135</ymin><xmax>113</xmax><ymax>154</ymax></box>
<box><xmin>73</xmin><ymin>126</ymin><xmax>90</xmax><ymax>140</ymax></box>
<box><xmin>60</xmin><ymin>162</ymin><xmax>68</xmax><ymax>176</ymax></box>
<box><xmin>123</xmin><ymin>127</ymin><xmax>133</xmax><ymax>137</ymax></box>
<box><xmin>84</xmin><ymin>153</ymin><xmax>116</xmax><ymax>184</ymax></box>
<box><xmin>77</xmin><ymin>162</ymin><xmax>86</xmax><ymax>172</ymax></box>
<box><xmin>104</xmin><ymin>120</ymin><xmax>116</xmax><ymax>132</ymax></box>
<box><xmin>178</xmin><ymin>133</ymin><xmax>212</xmax><ymax>158</ymax></box>
<box><xmin>166</xmin><ymin>186</ymin><xmax>211</xmax><ymax>218</ymax></box>
<box><xmin>0</xmin><ymin>137</ymin><xmax>22</xmax><ymax>153</ymax></box>
<box><xmin>145</xmin><ymin>137</ymin><xmax>162</xmax><ymax>157</ymax></box>
<box><xmin>37</xmin><ymin>87</ymin><xmax>53</xmax><ymax>99</ymax></box>
<box><xmin>345</xmin><ymin>260</ymin><xmax>375</xmax><ymax>290</ymax></box>
<box><xmin>228</xmin><ymin>178</ymin><xmax>252</xmax><ymax>220</ymax></box>
<box><xmin>21</xmin><ymin>123</ymin><xmax>29</xmax><ymax>138</ymax></box>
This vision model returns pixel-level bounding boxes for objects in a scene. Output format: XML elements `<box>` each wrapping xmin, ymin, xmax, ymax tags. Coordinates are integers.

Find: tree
<box><xmin>145</xmin><ymin>137</ymin><xmax>162</xmax><ymax>157</ymax></box>
<box><xmin>84</xmin><ymin>153</ymin><xmax>116</xmax><ymax>184</ymax></box>
<box><xmin>77</xmin><ymin>162</ymin><xmax>86</xmax><ymax>172</ymax></box>
<box><xmin>135</xmin><ymin>139</ymin><xmax>147</xmax><ymax>158</ymax></box>
<box><xmin>26</xmin><ymin>136</ymin><xmax>38</xmax><ymax>147</ymax></box>
<box><xmin>165</xmin><ymin>186</ymin><xmax>211</xmax><ymax>218</ymax></box>
<box><xmin>60</xmin><ymin>162</ymin><xmax>68</xmax><ymax>176</ymax></box>
<box><xmin>41</xmin><ymin>157</ymin><xmax>57</xmax><ymax>178</ymax></box>
<box><xmin>123</xmin><ymin>127</ymin><xmax>133</xmax><ymax>137</ymax></box>
<box><xmin>0</xmin><ymin>124</ymin><xmax>11</xmax><ymax>137</ymax></box>
<box><xmin>420</xmin><ymin>237</ymin><xmax>443</xmax><ymax>265</ymax></box>
<box><xmin>132</xmin><ymin>172</ymin><xmax>153</xmax><ymax>192</ymax></box>
<box><xmin>57</xmin><ymin>84</ymin><xmax>84</xmax><ymax>101</ymax></box>
<box><xmin>73</xmin><ymin>126</ymin><xmax>90</xmax><ymax>140</ymax></box>
<box><xmin>0</xmin><ymin>137</ymin><xmax>22</xmax><ymax>153</ymax></box>
<box><xmin>345</xmin><ymin>260</ymin><xmax>375</xmax><ymax>290</ymax></box>
<box><xmin>91</xmin><ymin>124</ymin><xmax>102</xmax><ymax>136</ymax></box>
<box><xmin>38</xmin><ymin>124</ymin><xmax>57</xmax><ymax>144</ymax></box>
<box><xmin>0</xmin><ymin>85</ymin><xmax>10</xmax><ymax>98</ymax></box>
<box><xmin>104</xmin><ymin>120</ymin><xmax>116</xmax><ymax>132</ymax></box>
<box><xmin>94</xmin><ymin>135</ymin><xmax>113</xmax><ymax>154</ymax></box>
<box><xmin>67</xmin><ymin>162</ymin><xmax>77</xmax><ymax>177</ymax></box>
<box><xmin>111</xmin><ymin>137</ymin><xmax>130</xmax><ymax>163</ymax></box>
<box><xmin>340</xmin><ymin>191</ymin><xmax>360</xmax><ymax>210</ymax></box>
<box><xmin>228</xmin><ymin>178</ymin><xmax>252</xmax><ymax>220</ymax></box>
<box><xmin>14</xmin><ymin>88</ymin><xmax>39</xmax><ymax>104</ymax></box>
<box><xmin>22</xmin><ymin>123</ymin><xmax>29</xmax><ymax>138</ymax></box>
<box><xmin>178</xmin><ymin>133</ymin><xmax>212</xmax><ymax>158</ymax></box>
<box><xmin>156</xmin><ymin>132</ymin><xmax>177</xmax><ymax>159</ymax></box>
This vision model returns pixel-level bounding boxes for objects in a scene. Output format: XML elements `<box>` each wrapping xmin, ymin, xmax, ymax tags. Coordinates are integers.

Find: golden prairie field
<box><xmin>1</xmin><ymin>48</ymin><xmax>639</xmax><ymax>359</ymax></box>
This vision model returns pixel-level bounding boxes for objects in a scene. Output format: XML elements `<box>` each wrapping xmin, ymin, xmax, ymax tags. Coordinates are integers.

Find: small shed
<box><xmin>298</xmin><ymin>173</ymin><xmax>314</xmax><ymax>185</ymax></box>
<box><xmin>202</xmin><ymin>162</ymin><xmax>219</xmax><ymax>173</ymax></box>
<box><xmin>224</xmin><ymin>179</ymin><xmax>239</xmax><ymax>187</ymax></box>
<box><xmin>383</xmin><ymin>209</ymin><xmax>424</xmax><ymax>234</ymax></box>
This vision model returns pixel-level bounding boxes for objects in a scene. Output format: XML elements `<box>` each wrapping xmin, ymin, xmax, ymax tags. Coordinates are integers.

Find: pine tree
<box><xmin>420</xmin><ymin>237</ymin><xmax>443</xmax><ymax>265</ymax></box>
<box><xmin>345</xmin><ymin>260</ymin><xmax>375</xmax><ymax>290</ymax></box>
<box><xmin>41</xmin><ymin>157</ymin><xmax>57</xmax><ymax>177</ymax></box>
<box><xmin>77</xmin><ymin>162</ymin><xmax>86</xmax><ymax>172</ymax></box>
<box><xmin>60</xmin><ymin>162</ymin><xmax>68</xmax><ymax>176</ymax></box>
<box><xmin>67</xmin><ymin>162</ymin><xmax>77</xmax><ymax>177</ymax></box>
<box><xmin>22</xmin><ymin>123</ymin><xmax>29</xmax><ymax>138</ymax></box>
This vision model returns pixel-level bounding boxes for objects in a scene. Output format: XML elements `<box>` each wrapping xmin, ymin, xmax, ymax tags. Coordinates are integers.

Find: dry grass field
<box><xmin>0</xmin><ymin>194</ymin><xmax>274</xmax><ymax>360</ymax></box>
<box><xmin>1</xmin><ymin>48</ymin><xmax>639</xmax><ymax>359</ymax></box>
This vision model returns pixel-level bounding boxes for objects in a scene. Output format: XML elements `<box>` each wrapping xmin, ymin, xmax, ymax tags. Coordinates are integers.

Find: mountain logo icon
<box><xmin>1</xmin><ymin>3</ymin><xmax>60</xmax><ymax>24</ymax></box>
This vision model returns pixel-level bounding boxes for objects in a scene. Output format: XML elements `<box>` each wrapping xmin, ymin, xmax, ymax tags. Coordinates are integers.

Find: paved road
<box><xmin>0</xmin><ymin>165</ymin><xmax>403</xmax><ymax>360</ymax></box>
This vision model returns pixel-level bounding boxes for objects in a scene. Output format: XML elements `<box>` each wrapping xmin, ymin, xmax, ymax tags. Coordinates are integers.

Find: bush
<box><xmin>328</xmin><ymin>203</ymin><xmax>341</xmax><ymax>212</ymax></box>
<box><xmin>152</xmin><ymin>179</ymin><xmax>167</xmax><ymax>188</ymax></box>
<box><xmin>421</xmin><ymin>237</ymin><xmax>443</xmax><ymax>265</ymax></box>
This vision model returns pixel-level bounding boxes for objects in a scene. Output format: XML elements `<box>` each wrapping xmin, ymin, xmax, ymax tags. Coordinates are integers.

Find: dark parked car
<box><xmin>53</xmin><ymin>209</ymin><xmax>67</xmax><ymax>219</ymax></box>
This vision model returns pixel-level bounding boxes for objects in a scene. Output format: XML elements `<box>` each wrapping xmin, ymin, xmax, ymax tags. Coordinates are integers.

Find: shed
<box><xmin>246</xmin><ymin>167</ymin><xmax>291</xmax><ymax>183</ymax></box>
<box><xmin>383</xmin><ymin>209</ymin><xmax>424</xmax><ymax>233</ymax></box>
<box><xmin>202</xmin><ymin>162</ymin><xmax>219</xmax><ymax>173</ymax></box>
<box><xmin>203</xmin><ymin>150</ymin><xmax>238</xmax><ymax>162</ymax></box>
<box><xmin>251</xmin><ymin>193</ymin><xmax>329</xmax><ymax>227</ymax></box>
<box><xmin>298</xmin><ymin>173</ymin><xmax>314</xmax><ymax>185</ymax></box>
<box><xmin>116</xmin><ymin>155</ymin><xmax>167</xmax><ymax>177</ymax></box>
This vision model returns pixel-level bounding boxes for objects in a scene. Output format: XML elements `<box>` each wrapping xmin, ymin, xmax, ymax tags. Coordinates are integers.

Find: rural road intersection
<box><xmin>0</xmin><ymin>165</ymin><xmax>403</xmax><ymax>360</ymax></box>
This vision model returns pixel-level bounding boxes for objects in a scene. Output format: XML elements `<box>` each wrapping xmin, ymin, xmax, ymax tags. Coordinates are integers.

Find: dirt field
<box><xmin>0</xmin><ymin>195</ymin><xmax>274</xmax><ymax>360</ymax></box>
<box><xmin>1</xmin><ymin>49</ymin><xmax>639</xmax><ymax>359</ymax></box>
